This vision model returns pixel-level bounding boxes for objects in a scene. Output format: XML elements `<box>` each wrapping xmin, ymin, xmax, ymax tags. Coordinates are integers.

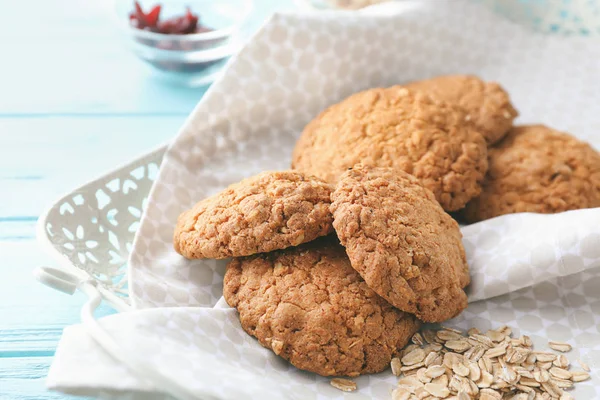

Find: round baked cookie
<box><xmin>173</xmin><ymin>171</ymin><xmax>333</xmax><ymax>259</ymax></box>
<box><xmin>464</xmin><ymin>125</ymin><xmax>600</xmax><ymax>222</ymax></box>
<box><xmin>404</xmin><ymin>75</ymin><xmax>518</xmax><ymax>145</ymax></box>
<box><xmin>223</xmin><ymin>238</ymin><xmax>420</xmax><ymax>377</ymax></box>
<box><xmin>291</xmin><ymin>87</ymin><xmax>488</xmax><ymax>211</ymax></box>
<box><xmin>330</xmin><ymin>165</ymin><xmax>470</xmax><ymax>323</ymax></box>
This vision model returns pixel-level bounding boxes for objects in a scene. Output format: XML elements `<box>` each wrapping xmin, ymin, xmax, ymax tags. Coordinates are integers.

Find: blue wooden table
<box><xmin>0</xmin><ymin>1</ymin><xmax>289</xmax><ymax>398</ymax></box>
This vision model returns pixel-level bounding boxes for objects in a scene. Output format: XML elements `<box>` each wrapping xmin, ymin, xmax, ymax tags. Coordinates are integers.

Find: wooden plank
<box><xmin>0</xmin><ymin>117</ymin><xmax>178</xmax><ymax>219</ymax></box>
<box><xmin>0</xmin><ymin>241</ymin><xmax>115</xmax><ymax>352</ymax></box>
<box><xmin>0</xmin><ymin>356</ymin><xmax>89</xmax><ymax>400</ymax></box>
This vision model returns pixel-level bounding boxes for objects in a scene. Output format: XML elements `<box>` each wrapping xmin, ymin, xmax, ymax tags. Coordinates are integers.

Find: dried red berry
<box><xmin>132</xmin><ymin>1</ymin><xmax>147</xmax><ymax>27</ymax></box>
<box><xmin>129</xmin><ymin>2</ymin><xmax>210</xmax><ymax>35</ymax></box>
<box><xmin>146</xmin><ymin>5</ymin><xmax>161</xmax><ymax>27</ymax></box>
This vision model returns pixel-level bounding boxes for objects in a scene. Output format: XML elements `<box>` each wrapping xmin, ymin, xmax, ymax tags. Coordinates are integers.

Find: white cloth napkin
<box><xmin>48</xmin><ymin>1</ymin><xmax>600</xmax><ymax>398</ymax></box>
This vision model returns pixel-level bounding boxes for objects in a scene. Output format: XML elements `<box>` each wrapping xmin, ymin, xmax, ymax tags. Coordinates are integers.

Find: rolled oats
<box><xmin>403</xmin><ymin>348</ymin><xmax>427</xmax><ymax>365</ymax></box>
<box><xmin>330</xmin><ymin>378</ymin><xmax>356</xmax><ymax>392</ymax></box>
<box><xmin>391</xmin><ymin>326</ymin><xmax>591</xmax><ymax>400</ymax></box>
<box><xmin>438</xmin><ymin>330</ymin><xmax>464</xmax><ymax>342</ymax></box>
<box><xmin>534</xmin><ymin>352</ymin><xmax>556</xmax><ymax>363</ymax></box>
<box><xmin>578</xmin><ymin>358</ymin><xmax>590</xmax><ymax>372</ymax></box>
<box><xmin>412</xmin><ymin>332</ymin><xmax>425</xmax><ymax>346</ymax></box>
<box><xmin>571</xmin><ymin>370</ymin><xmax>590</xmax><ymax>382</ymax></box>
<box><xmin>451</xmin><ymin>362</ymin><xmax>469</xmax><ymax>377</ymax></box>
<box><xmin>467</xmin><ymin>327</ymin><xmax>481</xmax><ymax>336</ymax></box>
<box><xmin>446</xmin><ymin>339</ymin><xmax>471</xmax><ymax>353</ymax></box>
<box><xmin>424</xmin><ymin>382</ymin><xmax>450</xmax><ymax>398</ymax></box>
<box><xmin>548</xmin><ymin>341</ymin><xmax>572</xmax><ymax>353</ymax></box>
<box><xmin>391</xmin><ymin>357</ymin><xmax>402</xmax><ymax>376</ymax></box>
<box><xmin>549</xmin><ymin>366</ymin><xmax>571</xmax><ymax>380</ymax></box>
<box><xmin>417</xmin><ymin>367</ymin><xmax>432</xmax><ymax>384</ymax></box>
<box><xmin>486</xmin><ymin>330</ymin><xmax>506</xmax><ymax>343</ymax></box>
<box><xmin>553</xmin><ymin>354</ymin><xmax>569</xmax><ymax>368</ymax></box>
<box><xmin>432</xmin><ymin>374</ymin><xmax>449</xmax><ymax>387</ymax></box>
<box><xmin>392</xmin><ymin>388</ymin><xmax>412</xmax><ymax>400</ymax></box>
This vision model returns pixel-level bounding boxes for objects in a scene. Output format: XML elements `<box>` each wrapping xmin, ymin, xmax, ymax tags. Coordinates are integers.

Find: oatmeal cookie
<box><xmin>330</xmin><ymin>165</ymin><xmax>470</xmax><ymax>323</ymax></box>
<box><xmin>223</xmin><ymin>238</ymin><xmax>420</xmax><ymax>377</ymax></box>
<box><xmin>174</xmin><ymin>171</ymin><xmax>333</xmax><ymax>259</ymax></box>
<box><xmin>291</xmin><ymin>87</ymin><xmax>488</xmax><ymax>211</ymax></box>
<box><xmin>464</xmin><ymin>125</ymin><xmax>600</xmax><ymax>222</ymax></box>
<box><xmin>405</xmin><ymin>75</ymin><xmax>518</xmax><ymax>145</ymax></box>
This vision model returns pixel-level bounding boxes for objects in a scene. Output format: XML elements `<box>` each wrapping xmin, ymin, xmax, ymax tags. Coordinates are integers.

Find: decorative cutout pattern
<box><xmin>41</xmin><ymin>149</ymin><xmax>164</xmax><ymax>308</ymax></box>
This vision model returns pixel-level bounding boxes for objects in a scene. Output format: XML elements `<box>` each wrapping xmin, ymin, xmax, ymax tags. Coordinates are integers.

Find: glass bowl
<box><xmin>294</xmin><ymin>0</ymin><xmax>393</xmax><ymax>11</ymax></box>
<box><xmin>115</xmin><ymin>0</ymin><xmax>253</xmax><ymax>86</ymax></box>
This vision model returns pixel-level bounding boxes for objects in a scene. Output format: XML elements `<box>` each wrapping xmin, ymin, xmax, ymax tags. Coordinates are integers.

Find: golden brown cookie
<box><xmin>330</xmin><ymin>165</ymin><xmax>470</xmax><ymax>323</ymax></box>
<box><xmin>292</xmin><ymin>87</ymin><xmax>488</xmax><ymax>211</ymax></box>
<box><xmin>223</xmin><ymin>238</ymin><xmax>420</xmax><ymax>377</ymax></box>
<box><xmin>464</xmin><ymin>125</ymin><xmax>600</xmax><ymax>222</ymax></box>
<box><xmin>405</xmin><ymin>75</ymin><xmax>518</xmax><ymax>145</ymax></box>
<box><xmin>174</xmin><ymin>171</ymin><xmax>333</xmax><ymax>259</ymax></box>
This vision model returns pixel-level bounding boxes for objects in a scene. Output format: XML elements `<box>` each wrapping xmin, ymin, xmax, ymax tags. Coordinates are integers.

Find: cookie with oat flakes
<box><xmin>174</xmin><ymin>171</ymin><xmax>333</xmax><ymax>259</ymax></box>
<box><xmin>330</xmin><ymin>165</ymin><xmax>469</xmax><ymax>323</ymax></box>
<box><xmin>223</xmin><ymin>237</ymin><xmax>420</xmax><ymax>377</ymax></box>
<box><xmin>291</xmin><ymin>86</ymin><xmax>488</xmax><ymax>211</ymax></box>
<box><xmin>405</xmin><ymin>74</ymin><xmax>518</xmax><ymax>145</ymax></box>
<box><xmin>464</xmin><ymin>125</ymin><xmax>600</xmax><ymax>222</ymax></box>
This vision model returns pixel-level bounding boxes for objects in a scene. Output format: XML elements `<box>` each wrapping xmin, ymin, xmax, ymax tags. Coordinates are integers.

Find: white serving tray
<box><xmin>36</xmin><ymin>145</ymin><xmax>166</xmax><ymax>311</ymax></box>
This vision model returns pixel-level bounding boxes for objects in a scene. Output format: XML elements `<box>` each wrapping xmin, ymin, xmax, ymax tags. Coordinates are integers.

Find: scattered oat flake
<box><xmin>425</xmin><ymin>365</ymin><xmax>446</xmax><ymax>378</ymax></box>
<box><xmin>548</xmin><ymin>341</ymin><xmax>572</xmax><ymax>352</ymax></box>
<box><xmin>549</xmin><ymin>366</ymin><xmax>571</xmax><ymax>380</ymax></box>
<box><xmin>411</xmin><ymin>332</ymin><xmax>424</xmax><ymax>346</ymax></box>
<box><xmin>578</xmin><ymin>358</ymin><xmax>590</xmax><ymax>372</ymax></box>
<box><xmin>442</xmin><ymin>326</ymin><xmax>463</xmax><ymax>334</ymax></box>
<box><xmin>534</xmin><ymin>352</ymin><xmax>556</xmax><ymax>362</ymax></box>
<box><xmin>458</xmin><ymin>391</ymin><xmax>472</xmax><ymax>400</ymax></box>
<box><xmin>402</xmin><ymin>348</ymin><xmax>426</xmax><ymax>365</ymax></box>
<box><xmin>479</xmin><ymin>388</ymin><xmax>502</xmax><ymax>399</ymax></box>
<box><xmin>445</xmin><ymin>339</ymin><xmax>471</xmax><ymax>352</ymax></box>
<box><xmin>424</xmin><ymin>382</ymin><xmax>450</xmax><ymax>398</ymax></box>
<box><xmin>553</xmin><ymin>354</ymin><xmax>569</xmax><ymax>368</ymax></box>
<box><xmin>398</xmin><ymin>375</ymin><xmax>422</xmax><ymax>388</ymax></box>
<box><xmin>452</xmin><ymin>362</ymin><xmax>470</xmax><ymax>377</ymax></box>
<box><xmin>571</xmin><ymin>370</ymin><xmax>591</xmax><ymax>382</ymax></box>
<box><xmin>391</xmin><ymin>357</ymin><xmax>402</xmax><ymax>376</ymax></box>
<box><xmin>485</xmin><ymin>329</ymin><xmax>505</xmax><ymax>342</ymax></box>
<box><xmin>391</xmin><ymin>388</ymin><xmax>411</xmax><ymax>400</ymax></box>
<box><xmin>416</xmin><ymin>367</ymin><xmax>431</xmax><ymax>383</ymax></box>
<box><xmin>400</xmin><ymin>361</ymin><xmax>424</xmax><ymax>371</ymax></box>
<box><xmin>330</xmin><ymin>378</ymin><xmax>356</xmax><ymax>392</ymax></box>
<box><xmin>438</xmin><ymin>330</ymin><xmax>463</xmax><ymax>342</ymax></box>
<box><xmin>467</xmin><ymin>327</ymin><xmax>481</xmax><ymax>336</ymax></box>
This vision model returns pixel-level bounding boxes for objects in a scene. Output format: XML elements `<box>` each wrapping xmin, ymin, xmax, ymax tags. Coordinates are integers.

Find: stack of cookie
<box><xmin>173</xmin><ymin>75</ymin><xmax>600</xmax><ymax>378</ymax></box>
<box><xmin>293</xmin><ymin>75</ymin><xmax>600</xmax><ymax>219</ymax></box>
